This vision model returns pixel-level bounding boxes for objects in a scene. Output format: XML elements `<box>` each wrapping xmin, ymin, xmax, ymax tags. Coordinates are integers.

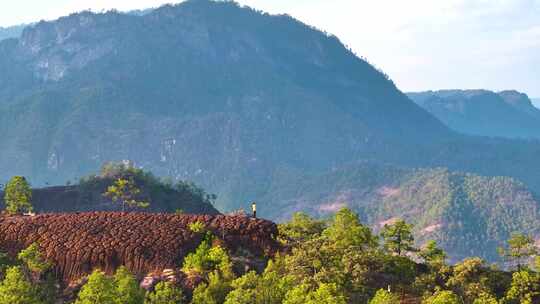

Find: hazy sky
<box><xmin>1</xmin><ymin>0</ymin><xmax>539</xmax><ymax>96</ymax></box>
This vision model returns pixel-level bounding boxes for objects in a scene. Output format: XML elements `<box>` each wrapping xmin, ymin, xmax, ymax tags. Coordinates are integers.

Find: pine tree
<box><xmin>103</xmin><ymin>178</ymin><xmax>149</xmax><ymax>212</ymax></box>
<box><xmin>75</xmin><ymin>270</ymin><xmax>117</xmax><ymax>304</ymax></box>
<box><xmin>498</xmin><ymin>233</ymin><xmax>537</xmax><ymax>270</ymax></box>
<box><xmin>4</xmin><ymin>176</ymin><xmax>33</xmax><ymax>215</ymax></box>
<box><xmin>191</xmin><ymin>271</ymin><xmax>233</xmax><ymax>304</ymax></box>
<box><xmin>0</xmin><ymin>266</ymin><xmax>43</xmax><ymax>304</ymax></box>
<box><xmin>369</xmin><ymin>289</ymin><xmax>400</xmax><ymax>304</ymax></box>
<box><xmin>418</xmin><ymin>240</ymin><xmax>446</xmax><ymax>265</ymax></box>
<box><xmin>113</xmin><ymin>267</ymin><xmax>144</xmax><ymax>304</ymax></box>
<box><xmin>322</xmin><ymin>208</ymin><xmax>378</xmax><ymax>250</ymax></box>
<box><xmin>503</xmin><ymin>270</ymin><xmax>540</xmax><ymax>304</ymax></box>
<box><xmin>283</xmin><ymin>283</ymin><xmax>346</xmax><ymax>304</ymax></box>
<box><xmin>472</xmin><ymin>292</ymin><xmax>498</xmax><ymax>304</ymax></box>
<box><xmin>18</xmin><ymin>243</ymin><xmax>51</xmax><ymax>275</ymax></box>
<box><xmin>380</xmin><ymin>219</ymin><xmax>415</xmax><ymax>256</ymax></box>
<box><xmin>144</xmin><ymin>282</ymin><xmax>185</xmax><ymax>304</ymax></box>
<box><xmin>278</xmin><ymin>212</ymin><xmax>326</xmax><ymax>244</ymax></box>
<box><xmin>422</xmin><ymin>290</ymin><xmax>460</xmax><ymax>304</ymax></box>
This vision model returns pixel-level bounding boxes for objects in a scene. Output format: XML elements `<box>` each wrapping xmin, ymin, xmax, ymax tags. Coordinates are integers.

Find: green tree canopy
<box><xmin>144</xmin><ymin>281</ymin><xmax>185</xmax><ymax>304</ymax></box>
<box><xmin>368</xmin><ymin>289</ymin><xmax>400</xmax><ymax>304</ymax></box>
<box><xmin>188</xmin><ymin>221</ymin><xmax>207</xmax><ymax>234</ymax></box>
<box><xmin>380</xmin><ymin>219</ymin><xmax>415</xmax><ymax>256</ymax></box>
<box><xmin>322</xmin><ymin>208</ymin><xmax>377</xmax><ymax>250</ymax></box>
<box><xmin>103</xmin><ymin>177</ymin><xmax>149</xmax><ymax>212</ymax></box>
<box><xmin>278</xmin><ymin>212</ymin><xmax>326</xmax><ymax>245</ymax></box>
<box><xmin>191</xmin><ymin>271</ymin><xmax>233</xmax><ymax>304</ymax></box>
<box><xmin>4</xmin><ymin>176</ymin><xmax>33</xmax><ymax>215</ymax></box>
<box><xmin>0</xmin><ymin>251</ymin><xmax>11</xmax><ymax>275</ymax></box>
<box><xmin>418</xmin><ymin>240</ymin><xmax>447</xmax><ymax>265</ymax></box>
<box><xmin>182</xmin><ymin>234</ymin><xmax>233</xmax><ymax>279</ymax></box>
<box><xmin>422</xmin><ymin>290</ymin><xmax>460</xmax><ymax>304</ymax></box>
<box><xmin>75</xmin><ymin>269</ymin><xmax>117</xmax><ymax>304</ymax></box>
<box><xmin>503</xmin><ymin>270</ymin><xmax>540</xmax><ymax>304</ymax></box>
<box><xmin>17</xmin><ymin>243</ymin><xmax>51</xmax><ymax>274</ymax></box>
<box><xmin>0</xmin><ymin>266</ymin><xmax>42</xmax><ymax>304</ymax></box>
<box><xmin>446</xmin><ymin>257</ymin><xmax>495</xmax><ymax>303</ymax></box>
<box><xmin>283</xmin><ymin>283</ymin><xmax>347</xmax><ymax>304</ymax></box>
<box><xmin>498</xmin><ymin>233</ymin><xmax>537</xmax><ymax>270</ymax></box>
<box><xmin>224</xmin><ymin>258</ymin><xmax>295</xmax><ymax>304</ymax></box>
<box><xmin>113</xmin><ymin>267</ymin><xmax>144</xmax><ymax>304</ymax></box>
<box><xmin>472</xmin><ymin>292</ymin><xmax>498</xmax><ymax>304</ymax></box>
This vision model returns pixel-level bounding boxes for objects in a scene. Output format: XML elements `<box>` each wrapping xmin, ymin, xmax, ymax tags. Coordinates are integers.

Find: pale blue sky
<box><xmin>1</xmin><ymin>0</ymin><xmax>539</xmax><ymax>97</ymax></box>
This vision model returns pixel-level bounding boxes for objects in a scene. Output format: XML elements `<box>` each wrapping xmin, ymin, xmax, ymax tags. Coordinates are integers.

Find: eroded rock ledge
<box><xmin>0</xmin><ymin>212</ymin><xmax>279</xmax><ymax>282</ymax></box>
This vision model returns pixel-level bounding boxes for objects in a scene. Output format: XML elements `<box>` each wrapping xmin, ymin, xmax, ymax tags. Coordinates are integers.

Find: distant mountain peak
<box><xmin>408</xmin><ymin>89</ymin><xmax>540</xmax><ymax>139</ymax></box>
<box><xmin>498</xmin><ymin>90</ymin><xmax>536</xmax><ymax>111</ymax></box>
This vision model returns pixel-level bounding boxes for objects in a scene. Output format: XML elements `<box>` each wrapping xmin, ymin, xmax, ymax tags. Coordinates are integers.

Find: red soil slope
<box><xmin>0</xmin><ymin>212</ymin><xmax>278</xmax><ymax>282</ymax></box>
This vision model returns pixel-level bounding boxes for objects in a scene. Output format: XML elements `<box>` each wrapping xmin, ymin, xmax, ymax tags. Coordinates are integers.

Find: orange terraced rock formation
<box><xmin>0</xmin><ymin>212</ymin><xmax>279</xmax><ymax>282</ymax></box>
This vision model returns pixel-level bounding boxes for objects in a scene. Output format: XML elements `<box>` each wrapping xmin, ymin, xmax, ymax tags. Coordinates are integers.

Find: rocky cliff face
<box><xmin>0</xmin><ymin>212</ymin><xmax>278</xmax><ymax>282</ymax></box>
<box><xmin>17</xmin><ymin>12</ymin><xmax>127</xmax><ymax>81</ymax></box>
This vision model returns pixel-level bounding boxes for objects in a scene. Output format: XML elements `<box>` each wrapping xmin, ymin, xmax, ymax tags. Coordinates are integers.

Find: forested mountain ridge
<box><xmin>408</xmin><ymin>90</ymin><xmax>540</xmax><ymax>139</ymax></box>
<box><xmin>0</xmin><ymin>165</ymin><xmax>220</xmax><ymax>214</ymax></box>
<box><xmin>261</xmin><ymin>161</ymin><xmax>540</xmax><ymax>262</ymax></box>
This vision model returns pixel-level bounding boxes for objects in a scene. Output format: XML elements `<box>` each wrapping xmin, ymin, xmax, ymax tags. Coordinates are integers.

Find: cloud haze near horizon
<box><xmin>1</xmin><ymin>0</ymin><xmax>539</xmax><ymax>96</ymax></box>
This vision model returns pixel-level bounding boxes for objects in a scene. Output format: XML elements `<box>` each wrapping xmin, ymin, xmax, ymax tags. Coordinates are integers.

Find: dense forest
<box><xmin>262</xmin><ymin>162</ymin><xmax>540</xmax><ymax>263</ymax></box>
<box><xmin>0</xmin><ymin>208</ymin><xmax>538</xmax><ymax>303</ymax></box>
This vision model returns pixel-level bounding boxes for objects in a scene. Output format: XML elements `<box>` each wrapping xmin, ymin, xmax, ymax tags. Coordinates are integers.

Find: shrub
<box><xmin>144</xmin><ymin>281</ymin><xmax>185</xmax><ymax>304</ymax></box>
<box><xmin>369</xmin><ymin>289</ymin><xmax>400</xmax><ymax>304</ymax></box>
<box><xmin>188</xmin><ymin>221</ymin><xmax>206</xmax><ymax>233</ymax></box>
<box><xmin>18</xmin><ymin>243</ymin><xmax>51</xmax><ymax>274</ymax></box>
<box><xmin>75</xmin><ymin>270</ymin><xmax>116</xmax><ymax>304</ymax></box>
<box><xmin>0</xmin><ymin>266</ymin><xmax>42</xmax><ymax>304</ymax></box>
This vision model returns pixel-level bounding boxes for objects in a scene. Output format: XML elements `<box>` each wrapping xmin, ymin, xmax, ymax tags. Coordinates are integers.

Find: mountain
<box><xmin>1</xmin><ymin>0</ymin><xmax>540</xmax><ymax>262</ymax></box>
<box><xmin>0</xmin><ymin>24</ymin><xmax>26</xmax><ymax>41</ymax></box>
<box><xmin>532</xmin><ymin>98</ymin><xmax>540</xmax><ymax>108</ymax></box>
<box><xmin>408</xmin><ymin>90</ymin><xmax>540</xmax><ymax>139</ymax></box>
<box><xmin>0</xmin><ymin>0</ymin><xmax>452</xmax><ymax>202</ymax></box>
<box><xmin>262</xmin><ymin>161</ymin><xmax>540</xmax><ymax>262</ymax></box>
